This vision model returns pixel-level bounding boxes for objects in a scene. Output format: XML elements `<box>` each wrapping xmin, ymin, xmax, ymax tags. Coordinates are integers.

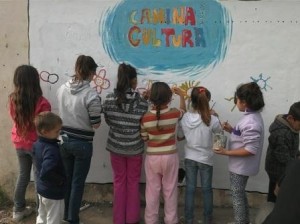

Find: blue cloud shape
<box><xmin>100</xmin><ymin>0</ymin><xmax>232</xmax><ymax>78</ymax></box>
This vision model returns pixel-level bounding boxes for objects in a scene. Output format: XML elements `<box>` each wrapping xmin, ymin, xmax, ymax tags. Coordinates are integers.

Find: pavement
<box><xmin>10</xmin><ymin>203</ymin><xmax>270</xmax><ymax>224</ymax></box>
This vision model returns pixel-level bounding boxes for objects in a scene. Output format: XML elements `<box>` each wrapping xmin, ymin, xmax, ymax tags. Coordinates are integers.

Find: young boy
<box><xmin>33</xmin><ymin>111</ymin><xmax>66</xmax><ymax>224</ymax></box>
<box><xmin>265</xmin><ymin>101</ymin><xmax>300</xmax><ymax>203</ymax></box>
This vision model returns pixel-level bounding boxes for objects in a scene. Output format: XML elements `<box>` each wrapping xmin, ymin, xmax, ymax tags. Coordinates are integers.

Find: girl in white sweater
<box><xmin>180</xmin><ymin>86</ymin><xmax>222</xmax><ymax>224</ymax></box>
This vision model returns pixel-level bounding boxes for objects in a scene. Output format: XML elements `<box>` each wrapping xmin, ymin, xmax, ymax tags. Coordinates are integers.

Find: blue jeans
<box><xmin>14</xmin><ymin>149</ymin><xmax>35</xmax><ymax>212</ymax></box>
<box><xmin>185</xmin><ymin>159</ymin><xmax>213</xmax><ymax>224</ymax></box>
<box><xmin>60</xmin><ymin>136</ymin><xmax>93</xmax><ymax>224</ymax></box>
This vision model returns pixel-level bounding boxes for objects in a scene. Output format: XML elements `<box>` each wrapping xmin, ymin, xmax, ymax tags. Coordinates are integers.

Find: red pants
<box><xmin>110</xmin><ymin>153</ymin><xmax>143</xmax><ymax>224</ymax></box>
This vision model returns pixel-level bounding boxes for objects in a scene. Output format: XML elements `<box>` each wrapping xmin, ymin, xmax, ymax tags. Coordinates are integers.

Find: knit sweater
<box><xmin>265</xmin><ymin>114</ymin><xmax>300</xmax><ymax>180</ymax></box>
<box><xmin>102</xmin><ymin>89</ymin><xmax>148</xmax><ymax>156</ymax></box>
<box><xmin>141</xmin><ymin>107</ymin><xmax>183</xmax><ymax>155</ymax></box>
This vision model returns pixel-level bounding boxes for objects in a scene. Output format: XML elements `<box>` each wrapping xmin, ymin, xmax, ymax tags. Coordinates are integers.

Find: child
<box><xmin>102</xmin><ymin>63</ymin><xmax>148</xmax><ymax>224</ymax></box>
<box><xmin>214</xmin><ymin>82</ymin><xmax>265</xmax><ymax>224</ymax></box>
<box><xmin>9</xmin><ymin>65</ymin><xmax>51</xmax><ymax>222</ymax></box>
<box><xmin>180</xmin><ymin>87</ymin><xmax>222</xmax><ymax>224</ymax></box>
<box><xmin>57</xmin><ymin>55</ymin><xmax>102</xmax><ymax>224</ymax></box>
<box><xmin>33</xmin><ymin>112</ymin><xmax>65</xmax><ymax>224</ymax></box>
<box><xmin>141</xmin><ymin>82</ymin><xmax>186</xmax><ymax>224</ymax></box>
<box><xmin>265</xmin><ymin>101</ymin><xmax>300</xmax><ymax>203</ymax></box>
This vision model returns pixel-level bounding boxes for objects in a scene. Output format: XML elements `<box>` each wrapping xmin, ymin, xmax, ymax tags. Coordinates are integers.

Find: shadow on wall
<box><xmin>0</xmin><ymin>186</ymin><xmax>12</xmax><ymax>208</ymax></box>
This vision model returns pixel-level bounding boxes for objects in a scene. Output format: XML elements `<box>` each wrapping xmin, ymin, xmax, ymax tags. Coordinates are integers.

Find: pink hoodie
<box><xmin>9</xmin><ymin>96</ymin><xmax>51</xmax><ymax>151</ymax></box>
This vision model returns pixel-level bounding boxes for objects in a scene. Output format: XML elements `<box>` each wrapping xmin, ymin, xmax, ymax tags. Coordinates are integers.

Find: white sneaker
<box><xmin>12</xmin><ymin>206</ymin><xmax>33</xmax><ymax>222</ymax></box>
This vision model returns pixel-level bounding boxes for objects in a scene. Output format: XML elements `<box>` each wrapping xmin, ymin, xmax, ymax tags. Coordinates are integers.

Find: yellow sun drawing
<box><xmin>178</xmin><ymin>80</ymin><xmax>201</xmax><ymax>100</ymax></box>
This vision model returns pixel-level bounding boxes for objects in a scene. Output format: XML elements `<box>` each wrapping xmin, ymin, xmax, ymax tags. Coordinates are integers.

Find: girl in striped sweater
<box><xmin>102</xmin><ymin>63</ymin><xmax>149</xmax><ymax>224</ymax></box>
<box><xmin>141</xmin><ymin>82</ymin><xmax>186</xmax><ymax>224</ymax></box>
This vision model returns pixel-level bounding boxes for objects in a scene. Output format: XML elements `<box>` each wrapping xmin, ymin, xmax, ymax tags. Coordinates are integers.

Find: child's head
<box><xmin>149</xmin><ymin>82</ymin><xmax>173</xmax><ymax>129</ymax></box>
<box><xmin>74</xmin><ymin>55</ymin><xmax>98</xmax><ymax>82</ymax></box>
<box><xmin>10</xmin><ymin>65</ymin><xmax>43</xmax><ymax>137</ymax></box>
<box><xmin>287</xmin><ymin>101</ymin><xmax>300</xmax><ymax>131</ymax></box>
<box><xmin>115</xmin><ymin>63</ymin><xmax>137</xmax><ymax>108</ymax></box>
<box><xmin>149</xmin><ymin>82</ymin><xmax>172</xmax><ymax>107</ymax></box>
<box><xmin>234</xmin><ymin>82</ymin><xmax>265</xmax><ymax>112</ymax></box>
<box><xmin>34</xmin><ymin>112</ymin><xmax>62</xmax><ymax>139</ymax></box>
<box><xmin>117</xmin><ymin>63</ymin><xmax>137</xmax><ymax>91</ymax></box>
<box><xmin>13</xmin><ymin>65</ymin><xmax>42</xmax><ymax>96</ymax></box>
<box><xmin>190</xmin><ymin>86</ymin><xmax>211</xmax><ymax>126</ymax></box>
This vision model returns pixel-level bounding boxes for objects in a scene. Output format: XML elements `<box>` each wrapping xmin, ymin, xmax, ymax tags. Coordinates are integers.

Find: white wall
<box><xmin>29</xmin><ymin>0</ymin><xmax>300</xmax><ymax>192</ymax></box>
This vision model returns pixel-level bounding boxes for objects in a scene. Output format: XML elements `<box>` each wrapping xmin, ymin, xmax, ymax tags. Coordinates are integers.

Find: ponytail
<box><xmin>191</xmin><ymin>87</ymin><xmax>211</xmax><ymax>126</ymax></box>
<box><xmin>115</xmin><ymin>63</ymin><xmax>137</xmax><ymax>108</ymax></box>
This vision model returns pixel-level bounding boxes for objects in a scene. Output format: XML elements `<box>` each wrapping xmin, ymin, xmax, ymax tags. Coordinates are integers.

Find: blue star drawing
<box><xmin>250</xmin><ymin>73</ymin><xmax>272</xmax><ymax>91</ymax></box>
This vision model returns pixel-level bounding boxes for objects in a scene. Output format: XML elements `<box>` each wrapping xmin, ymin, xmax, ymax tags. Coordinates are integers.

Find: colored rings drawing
<box><xmin>40</xmin><ymin>71</ymin><xmax>59</xmax><ymax>84</ymax></box>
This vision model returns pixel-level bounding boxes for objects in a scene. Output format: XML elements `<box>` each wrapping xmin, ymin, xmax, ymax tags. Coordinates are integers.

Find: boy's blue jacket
<box><xmin>33</xmin><ymin>136</ymin><xmax>66</xmax><ymax>200</ymax></box>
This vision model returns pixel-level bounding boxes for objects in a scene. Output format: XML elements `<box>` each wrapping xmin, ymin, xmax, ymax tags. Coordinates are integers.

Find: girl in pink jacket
<box><xmin>9</xmin><ymin>65</ymin><xmax>51</xmax><ymax>222</ymax></box>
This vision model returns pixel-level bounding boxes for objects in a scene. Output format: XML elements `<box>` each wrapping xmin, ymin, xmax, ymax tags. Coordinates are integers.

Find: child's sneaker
<box><xmin>12</xmin><ymin>206</ymin><xmax>33</xmax><ymax>222</ymax></box>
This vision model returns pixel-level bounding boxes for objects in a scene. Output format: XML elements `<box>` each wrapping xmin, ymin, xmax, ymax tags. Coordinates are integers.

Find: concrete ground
<box><xmin>5</xmin><ymin>203</ymin><xmax>268</xmax><ymax>224</ymax></box>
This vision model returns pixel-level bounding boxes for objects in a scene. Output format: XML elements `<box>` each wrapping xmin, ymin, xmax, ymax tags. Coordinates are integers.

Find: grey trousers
<box><xmin>13</xmin><ymin>149</ymin><xmax>36</xmax><ymax>212</ymax></box>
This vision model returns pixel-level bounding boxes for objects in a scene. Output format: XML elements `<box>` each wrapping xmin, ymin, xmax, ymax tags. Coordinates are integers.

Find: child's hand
<box><xmin>142</xmin><ymin>90</ymin><xmax>150</xmax><ymax>100</ymax></box>
<box><xmin>92</xmin><ymin>123</ymin><xmax>100</xmax><ymax>129</ymax></box>
<box><xmin>177</xmin><ymin>136</ymin><xmax>185</xmax><ymax>141</ymax></box>
<box><xmin>172</xmin><ymin>87</ymin><xmax>185</xmax><ymax>97</ymax></box>
<box><xmin>210</xmin><ymin>109</ymin><xmax>218</xmax><ymax>117</ymax></box>
<box><xmin>213</xmin><ymin>147</ymin><xmax>226</xmax><ymax>155</ymax></box>
<box><xmin>222</xmin><ymin>121</ymin><xmax>233</xmax><ymax>133</ymax></box>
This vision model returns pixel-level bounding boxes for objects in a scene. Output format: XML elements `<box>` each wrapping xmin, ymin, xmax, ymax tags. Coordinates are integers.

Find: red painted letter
<box><xmin>161</xmin><ymin>28</ymin><xmax>175</xmax><ymax>47</ymax></box>
<box><xmin>128</xmin><ymin>26</ymin><xmax>141</xmax><ymax>47</ymax></box>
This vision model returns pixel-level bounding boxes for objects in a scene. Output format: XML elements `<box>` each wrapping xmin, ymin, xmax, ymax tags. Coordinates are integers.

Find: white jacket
<box><xmin>180</xmin><ymin>111</ymin><xmax>222</xmax><ymax>165</ymax></box>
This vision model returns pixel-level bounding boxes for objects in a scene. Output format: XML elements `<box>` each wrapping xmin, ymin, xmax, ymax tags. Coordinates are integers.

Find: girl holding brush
<box><xmin>179</xmin><ymin>86</ymin><xmax>222</xmax><ymax>224</ymax></box>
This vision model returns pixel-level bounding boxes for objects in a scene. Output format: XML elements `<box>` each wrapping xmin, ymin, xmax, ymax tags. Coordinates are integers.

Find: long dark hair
<box><xmin>190</xmin><ymin>86</ymin><xmax>211</xmax><ymax>126</ymax></box>
<box><xmin>115</xmin><ymin>63</ymin><xmax>137</xmax><ymax>107</ymax></box>
<box><xmin>73</xmin><ymin>55</ymin><xmax>98</xmax><ymax>82</ymax></box>
<box><xmin>9</xmin><ymin>65</ymin><xmax>43</xmax><ymax>137</ymax></box>
<box><xmin>234</xmin><ymin>82</ymin><xmax>265</xmax><ymax>111</ymax></box>
<box><xmin>149</xmin><ymin>82</ymin><xmax>172</xmax><ymax>129</ymax></box>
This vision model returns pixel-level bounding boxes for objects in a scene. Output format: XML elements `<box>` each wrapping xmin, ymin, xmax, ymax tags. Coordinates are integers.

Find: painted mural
<box><xmin>29</xmin><ymin>0</ymin><xmax>300</xmax><ymax>192</ymax></box>
<box><xmin>100</xmin><ymin>0</ymin><xmax>232</xmax><ymax>77</ymax></box>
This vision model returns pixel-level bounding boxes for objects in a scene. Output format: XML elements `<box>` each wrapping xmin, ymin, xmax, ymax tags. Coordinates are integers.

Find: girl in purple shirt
<box><xmin>214</xmin><ymin>82</ymin><xmax>265</xmax><ymax>224</ymax></box>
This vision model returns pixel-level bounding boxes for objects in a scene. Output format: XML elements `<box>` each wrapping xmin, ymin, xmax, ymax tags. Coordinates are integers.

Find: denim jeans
<box><xmin>184</xmin><ymin>159</ymin><xmax>213</xmax><ymax>224</ymax></box>
<box><xmin>60</xmin><ymin>136</ymin><xmax>93</xmax><ymax>224</ymax></box>
<box><xmin>14</xmin><ymin>149</ymin><xmax>36</xmax><ymax>212</ymax></box>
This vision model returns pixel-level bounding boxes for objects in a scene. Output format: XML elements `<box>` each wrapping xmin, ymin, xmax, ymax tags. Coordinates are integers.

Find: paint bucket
<box><xmin>213</xmin><ymin>132</ymin><xmax>227</xmax><ymax>149</ymax></box>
